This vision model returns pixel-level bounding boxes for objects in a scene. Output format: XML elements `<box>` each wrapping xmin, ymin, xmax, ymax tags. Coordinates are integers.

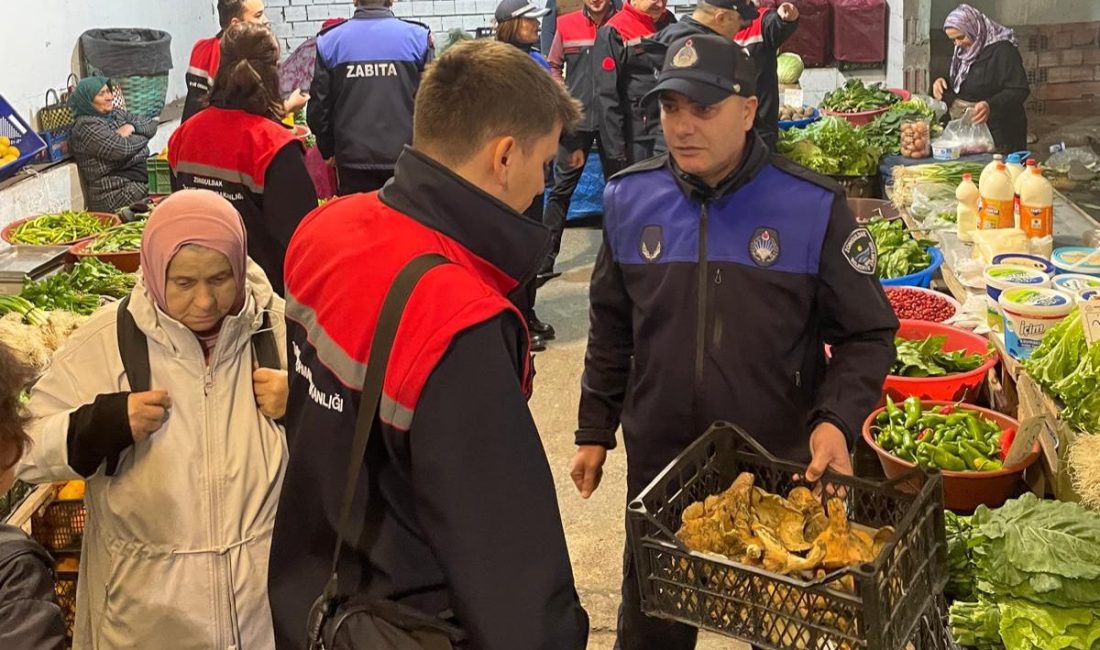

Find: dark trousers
<box><xmin>541</xmin><ymin>130</ymin><xmax>612</xmax><ymax>274</ymax></box>
<box><xmin>337</xmin><ymin>166</ymin><xmax>393</xmax><ymax>196</ymax></box>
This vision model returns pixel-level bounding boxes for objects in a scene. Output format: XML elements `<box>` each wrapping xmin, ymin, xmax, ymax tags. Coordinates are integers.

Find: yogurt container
<box><xmin>1080</xmin><ymin>288</ymin><xmax>1100</xmax><ymax>303</ymax></box>
<box><xmin>1052</xmin><ymin>273</ymin><xmax>1100</xmax><ymax>295</ymax></box>
<box><xmin>992</xmin><ymin>253</ymin><xmax>1055</xmax><ymax>276</ymax></box>
<box><xmin>999</xmin><ymin>288</ymin><xmax>1075</xmax><ymax>360</ymax></box>
<box><xmin>932</xmin><ymin>140</ymin><xmax>961</xmax><ymax>161</ymax></box>
<box><xmin>984</xmin><ymin>265</ymin><xmax>1051</xmax><ymax>332</ymax></box>
<box><xmin>1051</xmin><ymin>247</ymin><xmax>1100</xmax><ymax>277</ymax></box>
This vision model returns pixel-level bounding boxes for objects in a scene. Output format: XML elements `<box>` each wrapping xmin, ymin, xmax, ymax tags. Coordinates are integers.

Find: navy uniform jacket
<box><xmin>577</xmin><ymin>135</ymin><xmax>898</xmax><ymax>495</ymax></box>
<box><xmin>308</xmin><ymin>7</ymin><xmax>433</xmax><ymax>170</ymax></box>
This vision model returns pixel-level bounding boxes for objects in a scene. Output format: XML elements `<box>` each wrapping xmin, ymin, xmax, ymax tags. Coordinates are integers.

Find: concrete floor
<box><xmin>528</xmin><ymin>224</ymin><xmax>746</xmax><ymax>650</ymax></box>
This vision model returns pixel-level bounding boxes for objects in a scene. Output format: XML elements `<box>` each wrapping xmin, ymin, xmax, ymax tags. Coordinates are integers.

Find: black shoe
<box><xmin>528</xmin><ymin>314</ymin><xmax>556</xmax><ymax>340</ymax></box>
<box><xmin>529</xmin><ymin>332</ymin><xmax>547</xmax><ymax>352</ymax></box>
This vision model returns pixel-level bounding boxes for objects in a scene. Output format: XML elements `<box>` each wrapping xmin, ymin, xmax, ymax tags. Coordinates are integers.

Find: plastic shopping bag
<box><xmin>941</xmin><ymin>108</ymin><xmax>994</xmax><ymax>155</ymax></box>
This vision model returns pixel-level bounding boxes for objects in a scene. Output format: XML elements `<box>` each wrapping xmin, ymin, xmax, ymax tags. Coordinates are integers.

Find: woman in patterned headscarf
<box><xmin>931</xmin><ymin>4</ymin><xmax>1030</xmax><ymax>152</ymax></box>
<box><xmin>69</xmin><ymin>77</ymin><xmax>159</xmax><ymax>211</ymax></box>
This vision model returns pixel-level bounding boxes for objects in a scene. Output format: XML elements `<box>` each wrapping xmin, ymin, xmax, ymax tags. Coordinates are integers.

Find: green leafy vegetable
<box><xmin>776</xmin><ymin>52</ymin><xmax>803</xmax><ymax>85</ymax></box>
<box><xmin>892</xmin><ymin>335</ymin><xmax>986</xmax><ymax>377</ymax></box>
<box><xmin>1024</xmin><ymin>310</ymin><xmax>1100</xmax><ymax>434</ymax></box>
<box><xmin>778</xmin><ymin>116</ymin><xmax>880</xmax><ymax>176</ymax></box>
<box><xmin>866</xmin><ymin>215</ymin><xmax>934</xmax><ymax>279</ymax></box>
<box><xmin>945</xmin><ymin>511</ymin><xmax>976</xmax><ymax>601</ymax></box>
<box><xmin>860</xmin><ymin>98</ymin><xmax>938</xmax><ymax>155</ymax></box>
<box><xmin>19</xmin><ymin>259</ymin><xmax>136</xmax><ymax>315</ymax></box>
<box><xmin>85</xmin><ymin>220</ymin><xmax>146</xmax><ymax>253</ymax></box>
<box><xmin>821</xmin><ymin>79</ymin><xmax>900</xmax><ymax>113</ymax></box>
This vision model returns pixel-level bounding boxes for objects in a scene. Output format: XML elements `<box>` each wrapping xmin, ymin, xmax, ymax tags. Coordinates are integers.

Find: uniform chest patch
<box><xmin>749</xmin><ymin>227</ymin><xmax>780</xmax><ymax>267</ymax></box>
<box><xmin>639</xmin><ymin>225</ymin><xmax>663</xmax><ymax>263</ymax></box>
<box><xmin>842</xmin><ymin>227</ymin><xmax>878</xmax><ymax>275</ymax></box>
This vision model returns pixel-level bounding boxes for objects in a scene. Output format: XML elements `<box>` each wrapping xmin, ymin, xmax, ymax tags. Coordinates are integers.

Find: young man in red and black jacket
<box><xmin>735</xmin><ymin>1</ymin><xmax>800</xmax><ymax>150</ymax></box>
<box><xmin>268</xmin><ymin>41</ymin><xmax>589</xmax><ymax>650</ymax></box>
<box><xmin>183</xmin><ymin>0</ymin><xmax>271</xmax><ymax>122</ymax></box>
<box><xmin>594</xmin><ymin>0</ymin><xmax>676</xmax><ymax>175</ymax></box>
<box><xmin>542</xmin><ymin>0</ymin><xmax>619</xmax><ymax>278</ymax></box>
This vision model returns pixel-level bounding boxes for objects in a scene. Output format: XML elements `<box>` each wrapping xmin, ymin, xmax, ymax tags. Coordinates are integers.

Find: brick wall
<box><xmin>269</xmin><ymin>0</ymin><xmax>693</xmax><ymax>52</ymax></box>
<box><xmin>1017</xmin><ymin>21</ymin><xmax>1100</xmax><ymax>116</ymax></box>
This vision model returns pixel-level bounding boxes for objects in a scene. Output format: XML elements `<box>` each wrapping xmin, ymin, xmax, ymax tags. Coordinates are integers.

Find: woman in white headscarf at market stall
<box><xmin>18</xmin><ymin>189</ymin><xmax>288</xmax><ymax>650</ymax></box>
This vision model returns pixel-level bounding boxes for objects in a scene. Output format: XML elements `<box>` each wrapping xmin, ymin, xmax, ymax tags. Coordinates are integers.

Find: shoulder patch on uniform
<box><xmin>639</xmin><ymin>225</ymin><xmax>663</xmax><ymax>263</ymax></box>
<box><xmin>842</xmin><ymin>227</ymin><xmax>877</xmax><ymax>275</ymax></box>
<box><xmin>749</xmin><ymin>227</ymin><xmax>780</xmax><ymax>267</ymax></box>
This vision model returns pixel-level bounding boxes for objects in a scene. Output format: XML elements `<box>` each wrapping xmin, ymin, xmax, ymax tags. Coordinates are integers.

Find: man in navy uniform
<box><xmin>569</xmin><ymin>34</ymin><xmax>898</xmax><ymax>649</ymax></box>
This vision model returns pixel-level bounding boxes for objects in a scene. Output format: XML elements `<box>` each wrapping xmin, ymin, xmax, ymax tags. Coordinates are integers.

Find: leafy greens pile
<box><xmin>947</xmin><ymin>494</ymin><xmax>1100</xmax><ymax>650</ymax></box>
<box><xmin>866</xmin><ymin>215</ymin><xmax>933</xmax><ymax>279</ymax></box>
<box><xmin>1023</xmin><ymin>309</ymin><xmax>1100</xmax><ymax>434</ymax></box>
<box><xmin>891</xmin><ymin>335</ymin><xmax>987</xmax><ymax>377</ymax></box>
<box><xmin>821</xmin><ymin>79</ymin><xmax>900</xmax><ymax>113</ymax></box>
<box><xmin>861</xmin><ymin>98</ymin><xmax>939</xmax><ymax>155</ymax></box>
<box><xmin>777</xmin><ymin>116</ymin><xmax>880</xmax><ymax>176</ymax></box>
<box><xmin>20</xmin><ymin>258</ymin><xmax>136</xmax><ymax>315</ymax></box>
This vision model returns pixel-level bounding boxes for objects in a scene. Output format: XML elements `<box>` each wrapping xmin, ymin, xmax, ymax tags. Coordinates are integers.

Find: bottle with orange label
<box><xmin>1018</xmin><ymin>163</ymin><xmax>1054</xmax><ymax>240</ymax></box>
<box><xmin>1014</xmin><ymin>158</ymin><xmax>1037</xmax><ymax>226</ymax></box>
<box><xmin>978</xmin><ymin>162</ymin><xmax>1015</xmax><ymax>229</ymax></box>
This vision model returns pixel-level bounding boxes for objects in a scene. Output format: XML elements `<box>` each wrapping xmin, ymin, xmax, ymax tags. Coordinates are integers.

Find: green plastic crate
<box><xmin>147</xmin><ymin>157</ymin><xmax>171</xmax><ymax>195</ymax></box>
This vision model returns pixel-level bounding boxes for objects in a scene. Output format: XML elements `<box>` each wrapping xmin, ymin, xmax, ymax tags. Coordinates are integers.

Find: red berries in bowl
<box><xmin>885</xmin><ymin>287</ymin><xmax>959</xmax><ymax>323</ymax></box>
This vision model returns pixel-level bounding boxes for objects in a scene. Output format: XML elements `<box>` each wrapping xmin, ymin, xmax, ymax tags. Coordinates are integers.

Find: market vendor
<box><xmin>69</xmin><ymin>77</ymin><xmax>158</xmax><ymax>212</ymax></box>
<box><xmin>169</xmin><ymin>22</ymin><xmax>318</xmax><ymax>296</ymax></box>
<box><xmin>17</xmin><ymin>190</ymin><xmax>289</xmax><ymax>650</ymax></box>
<box><xmin>931</xmin><ymin>4</ymin><xmax>1030</xmax><ymax>153</ymax></box>
<box><xmin>0</xmin><ymin>343</ymin><xmax>68</xmax><ymax>650</ymax></box>
<box><xmin>569</xmin><ymin>35</ymin><xmax>898</xmax><ymax>648</ymax></box>
<box><xmin>182</xmin><ymin>0</ymin><xmax>309</xmax><ymax>123</ymax></box>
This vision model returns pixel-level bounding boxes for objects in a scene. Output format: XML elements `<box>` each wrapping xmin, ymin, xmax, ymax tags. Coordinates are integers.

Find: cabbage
<box><xmin>776</xmin><ymin>53</ymin><xmax>804</xmax><ymax>85</ymax></box>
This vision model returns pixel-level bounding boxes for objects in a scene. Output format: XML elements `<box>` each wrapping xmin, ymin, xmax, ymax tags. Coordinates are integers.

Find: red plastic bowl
<box><xmin>1</xmin><ymin>212</ymin><xmax>120</xmax><ymax>246</ymax></box>
<box><xmin>69</xmin><ymin>238</ymin><xmax>140</xmax><ymax>273</ymax></box>
<box><xmin>884</xmin><ymin>319</ymin><xmax>998</xmax><ymax>403</ymax></box>
<box><xmin>822</xmin><ymin>88</ymin><xmax>912</xmax><ymax>126</ymax></box>
<box><xmin>862</xmin><ymin>401</ymin><xmax>1038</xmax><ymax>512</ymax></box>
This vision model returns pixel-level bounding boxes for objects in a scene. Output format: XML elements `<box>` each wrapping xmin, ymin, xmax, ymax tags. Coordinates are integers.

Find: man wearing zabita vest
<box><xmin>570</xmin><ymin>34</ymin><xmax>898</xmax><ymax>648</ymax></box>
<box><xmin>268</xmin><ymin>41</ymin><xmax>589</xmax><ymax>650</ymax></box>
<box><xmin>308</xmin><ymin>0</ymin><xmax>434</xmax><ymax>195</ymax></box>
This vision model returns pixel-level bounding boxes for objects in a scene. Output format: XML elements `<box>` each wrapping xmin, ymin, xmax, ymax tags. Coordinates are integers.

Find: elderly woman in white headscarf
<box><xmin>931</xmin><ymin>4</ymin><xmax>1030</xmax><ymax>152</ymax></box>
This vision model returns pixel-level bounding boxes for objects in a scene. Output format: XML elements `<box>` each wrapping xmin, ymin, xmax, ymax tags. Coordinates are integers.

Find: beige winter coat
<box><xmin>18</xmin><ymin>266</ymin><xmax>287</xmax><ymax>650</ymax></box>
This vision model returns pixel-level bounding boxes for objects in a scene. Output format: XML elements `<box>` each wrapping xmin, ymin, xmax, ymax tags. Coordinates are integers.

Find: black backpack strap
<box><xmin>252</xmin><ymin>310</ymin><xmax>281</xmax><ymax>370</ymax></box>
<box><xmin>307</xmin><ymin>253</ymin><xmax>449</xmax><ymax>648</ymax></box>
<box><xmin>111</xmin><ymin>295</ymin><xmax>150</xmax><ymax>476</ymax></box>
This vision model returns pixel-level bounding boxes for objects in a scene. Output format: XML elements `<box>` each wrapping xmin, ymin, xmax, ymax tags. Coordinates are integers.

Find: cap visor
<box><xmin>642</xmin><ymin>77</ymin><xmax>732</xmax><ymax>108</ymax></box>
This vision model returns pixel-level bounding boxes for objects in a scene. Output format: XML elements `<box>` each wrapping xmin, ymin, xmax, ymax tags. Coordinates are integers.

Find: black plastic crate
<box><xmin>628</xmin><ymin>422</ymin><xmax>947</xmax><ymax>650</ymax></box>
<box><xmin>54</xmin><ymin>565</ymin><xmax>78</xmax><ymax>643</ymax></box>
<box><xmin>32</xmin><ymin>499</ymin><xmax>86</xmax><ymax>552</ymax></box>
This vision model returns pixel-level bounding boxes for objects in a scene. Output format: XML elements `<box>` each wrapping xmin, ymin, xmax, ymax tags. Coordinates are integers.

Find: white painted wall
<box><xmin>0</xmin><ymin>0</ymin><xmax>217</xmax><ymax>126</ymax></box>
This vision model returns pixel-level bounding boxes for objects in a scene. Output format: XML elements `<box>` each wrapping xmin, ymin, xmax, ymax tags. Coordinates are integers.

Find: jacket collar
<box><xmin>621</xmin><ymin>2</ymin><xmax>658</xmax><ymax>31</ymax></box>
<box><xmin>379</xmin><ymin>147</ymin><xmax>551</xmax><ymax>295</ymax></box>
<box><xmin>668</xmin><ymin>131</ymin><xmax>770</xmax><ymax>202</ymax></box>
<box><xmin>679</xmin><ymin>16</ymin><xmax>721</xmax><ymax>36</ymax></box>
<box><xmin>353</xmin><ymin>6</ymin><xmax>395</xmax><ymax>19</ymax></box>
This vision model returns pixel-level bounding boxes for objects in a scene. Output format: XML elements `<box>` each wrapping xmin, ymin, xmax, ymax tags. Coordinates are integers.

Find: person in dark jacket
<box><xmin>932</xmin><ymin>4</ymin><xmax>1029</xmax><ymax>153</ymax></box>
<box><xmin>69</xmin><ymin>77</ymin><xmax>158</xmax><ymax>212</ymax></box>
<box><xmin>497</xmin><ymin>0</ymin><xmax>557</xmax><ymax>351</ymax></box>
<box><xmin>569</xmin><ymin>35</ymin><xmax>898</xmax><ymax>649</ymax></box>
<box><xmin>183</xmin><ymin>0</ymin><xmax>308</xmax><ymax>123</ymax></box>
<box><xmin>594</xmin><ymin>0</ymin><xmax>676</xmax><ymax>175</ymax></box>
<box><xmin>268</xmin><ymin>40</ymin><xmax>588</xmax><ymax>650</ymax></box>
<box><xmin>542</xmin><ymin>0</ymin><xmax>619</xmax><ymax>279</ymax></box>
<box><xmin>734</xmin><ymin>1</ymin><xmax>800</xmax><ymax>150</ymax></box>
<box><xmin>0</xmin><ymin>342</ymin><xmax>67</xmax><ymax>650</ymax></box>
<box><xmin>169</xmin><ymin>23</ymin><xmax>318</xmax><ymax>295</ymax></box>
<box><xmin>308</xmin><ymin>0</ymin><xmax>434</xmax><ymax>195</ymax></box>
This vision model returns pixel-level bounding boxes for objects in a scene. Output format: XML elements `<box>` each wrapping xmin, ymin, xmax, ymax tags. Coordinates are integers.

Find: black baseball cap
<box><xmin>702</xmin><ymin>0</ymin><xmax>759</xmax><ymax>21</ymax></box>
<box><xmin>642</xmin><ymin>34</ymin><xmax>757</xmax><ymax>107</ymax></box>
<box><xmin>494</xmin><ymin>0</ymin><xmax>551</xmax><ymax>23</ymax></box>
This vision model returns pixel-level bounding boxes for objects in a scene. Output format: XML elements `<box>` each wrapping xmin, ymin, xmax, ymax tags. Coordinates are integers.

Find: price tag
<box><xmin>783</xmin><ymin>87</ymin><xmax>804</xmax><ymax>109</ymax></box>
<box><xmin>1081</xmin><ymin>297</ymin><xmax>1100</xmax><ymax>346</ymax></box>
<box><xmin>1004</xmin><ymin>417</ymin><xmax>1045</xmax><ymax>468</ymax></box>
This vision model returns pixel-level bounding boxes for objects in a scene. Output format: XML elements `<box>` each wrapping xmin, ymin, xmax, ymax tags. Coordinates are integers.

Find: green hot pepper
<box><xmin>903</xmin><ymin>396</ymin><xmax>922</xmax><ymax>428</ymax></box>
<box><xmin>932</xmin><ymin>446</ymin><xmax>967</xmax><ymax>472</ymax></box>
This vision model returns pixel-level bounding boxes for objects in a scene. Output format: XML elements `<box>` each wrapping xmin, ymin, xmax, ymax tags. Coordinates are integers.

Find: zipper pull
<box><xmin>795</xmin><ymin>371</ymin><xmax>802</xmax><ymax>387</ymax></box>
<box><xmin>714</xmin><ymin>268</ymin><xmax>722</xmax><ymax>285</ymax></box>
